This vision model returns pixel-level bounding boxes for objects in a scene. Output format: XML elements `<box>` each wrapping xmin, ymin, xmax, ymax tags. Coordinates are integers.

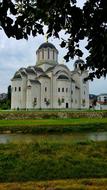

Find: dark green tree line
<box><xmin>0</xmin><ymin>0</ymin><xmax>107</xmax><ymax>79</ymax></box>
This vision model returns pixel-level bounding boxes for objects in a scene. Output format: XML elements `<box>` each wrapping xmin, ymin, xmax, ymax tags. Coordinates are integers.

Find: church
<box><xmin>11</xmin><ymin>42</ymin><xmax>89</xmax><ymax>109</ymax></box>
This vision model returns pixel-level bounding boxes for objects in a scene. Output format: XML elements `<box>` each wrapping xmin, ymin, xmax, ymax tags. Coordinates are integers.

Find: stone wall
<box><xmin>0</xmin><ymin>111</ymin><xmax>107</xmax><ymax>120</ymax></box>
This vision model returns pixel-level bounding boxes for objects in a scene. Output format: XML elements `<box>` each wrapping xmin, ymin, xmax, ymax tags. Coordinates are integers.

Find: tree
<box><xmin>7</xmin><ymin>85</ymin><xmax>11</xmax><ymax>100</ymax></box>
<box><xmin>0</xmin><ymin>0</ymin><xmax>107</xmax><ymax>79</ymax></box>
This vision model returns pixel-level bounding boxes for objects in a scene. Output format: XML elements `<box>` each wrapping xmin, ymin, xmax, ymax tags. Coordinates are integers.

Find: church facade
<box><xmin>11</xmin><ymin>42</ymin><xmax>89</xmax><ymax>109</ymax></box>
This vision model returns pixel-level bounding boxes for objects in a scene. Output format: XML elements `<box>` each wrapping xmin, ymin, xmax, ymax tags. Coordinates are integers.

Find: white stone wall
<box><xmin>72</xmin><ymin>71</ymin><xmax>89</xmax><ymax>109</ymax></box>
<box><xmin>26</xmin><ymin>84</ymin><xmax>41</xmax><ymax>109</ymax></box>
<box><xmin>38</xmin><ymin>77</ymin><xmax>51</xmax><ymax>109</ymax></box>
<box><xmin>11</xmin><ymin>79</ymin><xmax>22</xmax><ymax>109</ymax></box>
<box><xmin>55</xmin><ymin>80</ymin><xmax>71</xmax><ymax>108</ymax></box>
<box><xmin>71</xmin><ymin>82</ymin><xmax>76</xmax><ymax>108</ymax></box>
<box><xmin>20</xmin><ymin>76</ymin><xmax>27</xmax><ymax>109</ymax></box>
<box><xmin>74</xmin><ymin>88</ymin><xmax>80</xmax><ymax>109</ymax></box>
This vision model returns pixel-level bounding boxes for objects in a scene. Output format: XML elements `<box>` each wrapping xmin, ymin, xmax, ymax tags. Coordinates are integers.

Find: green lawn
<box><xmin>0</xmin><ymin>118</ymin><xmax>107</xmax><ymax>126</ymax></box>
<box><xmin>0</xmin><ymin>118</ymin><xmax>107</xmax><ymax>133</ymax></box>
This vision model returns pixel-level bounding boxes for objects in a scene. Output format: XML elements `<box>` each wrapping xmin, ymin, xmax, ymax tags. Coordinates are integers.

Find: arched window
<box><xmin>57</xmin><ymin>75</ymin><xmax>69</xmax><ymax>80</ymax></box>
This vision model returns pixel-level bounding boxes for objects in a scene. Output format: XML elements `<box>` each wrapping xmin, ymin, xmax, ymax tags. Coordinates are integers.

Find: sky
<box><xmin>0</xmin><ymin>0</ymin><xmax>107</xmax><ymax>95</ymax></box>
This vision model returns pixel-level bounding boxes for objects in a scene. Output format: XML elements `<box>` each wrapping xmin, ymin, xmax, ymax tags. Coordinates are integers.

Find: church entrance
<box><xmin>66</xmin><ymin>103</ymin><xmax>69</xmax><ymax>108</ymax></box>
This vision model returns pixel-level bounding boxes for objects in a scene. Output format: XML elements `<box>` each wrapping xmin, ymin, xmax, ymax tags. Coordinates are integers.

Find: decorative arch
<box><xmin>57</xmin><ymin>74</ymin><xmax>69</xmax><ymax>80</ymax></box>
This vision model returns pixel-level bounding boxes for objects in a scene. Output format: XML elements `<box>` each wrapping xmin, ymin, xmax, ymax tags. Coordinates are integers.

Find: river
<box><xmin>0</xmin><ymin>132</ymin><xmax>107</xmax><ymax>144</ymax></box>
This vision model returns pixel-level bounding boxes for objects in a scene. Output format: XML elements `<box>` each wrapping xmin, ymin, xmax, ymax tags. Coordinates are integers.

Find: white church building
<box><xmin>11</xmin><ymin>42</ymin><xmax>89</xmax><ymax>109</ymax></box>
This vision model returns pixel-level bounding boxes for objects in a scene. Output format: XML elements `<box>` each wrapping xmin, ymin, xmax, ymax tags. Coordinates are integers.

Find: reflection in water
<box><xmin>0</xmin><ymin>132</ymin><xmax>107</xmax><ymax>144</ymax></box>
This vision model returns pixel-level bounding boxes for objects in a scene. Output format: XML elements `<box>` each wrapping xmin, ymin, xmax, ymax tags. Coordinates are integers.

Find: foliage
<box><xmin>58</xmin><ymin>98</ymin><xmax>62</xmax><ymax>106</ymax></box>
<box><xmin>0</xmin><ymin>86</ymin><xmax>11</xmax><ymax>110</ymax></box>
<box><xmin>0</xmin><ymin>118</ymin><xmax>107</xmax><ymax>133</ymax></box>
<box><xmin>46</xmin><ymin>99</ymin><xmax>50</xmax><ymax>107</ymax></box>
<box><xmin>0</xmin><ymin>0</ymin><xmax>107</xmax><ymax>79</ymax></box>
<box><xmin>82</xmin><ymin>99</ymin><xmax>85</xmax><ymax>107</ymax></box>
<box><xmin>0</xmin><ymin>99</ymin><xmax>11</xmax><ymax>110</ymax></box>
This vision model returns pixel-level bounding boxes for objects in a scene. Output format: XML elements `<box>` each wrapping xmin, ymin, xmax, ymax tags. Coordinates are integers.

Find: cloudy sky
<box><xmin>0</xmin><ymin>0</ymin><xmax>107</xmax><ymax>95</ymax></box>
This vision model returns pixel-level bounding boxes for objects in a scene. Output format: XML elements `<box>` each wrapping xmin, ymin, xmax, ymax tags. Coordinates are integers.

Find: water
<box><xmin>0</xmin><ymin>132</ymin><xmax>107</xmax><ymax>144</ymax></box>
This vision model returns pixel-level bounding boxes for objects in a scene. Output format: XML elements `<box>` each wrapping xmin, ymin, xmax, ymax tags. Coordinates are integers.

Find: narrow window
<box><xmin>45</xmin><ymin>87</ymin><xmax>47</xmax><ymax>92</ymax></box>
<box><xmin>19</xmin><ymin>87</ymin><xmax>21</xmax><ymax>91</ymax></box>
<box><xmin>15</xmin><ymin>87</ymin><xmax>17</xmax><ymax>91</ymax></box>
<box><xmin>66</xmin><ymin>88</ymin><xmax>68</xmax><ymax>93</ymax></box>
<box><xmin>62</xmin><ymin>88</ymin><xmax>64</xmax><ymax>92</ymax></box>
<box><xmin>71</xmin><ymin>90</ymin><xmax>73</xmax><ymax>94</ymax></box>
<box><xmin>48</xmin><ymin>49</ymin><xmax>50</xmax><ymax>59</ymax></box>
<box><xmin>34</xmin><ymin>98</ymin><xmax>37</xmax><ymax>105</ymax></box>
<box><xmin>58</xmin><ymin>88</ymin><xmax>60</xmax><ymax>92</ymax></box>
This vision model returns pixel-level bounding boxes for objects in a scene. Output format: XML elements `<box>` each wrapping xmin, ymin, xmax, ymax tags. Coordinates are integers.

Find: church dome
<box><xmin>38</xmin><ymin>42</ymin><xmax>57</xmax><ymax>50</ymax></box>
<box><xmin>74</xmin><ymin>58</ymin><xmax>85</xmax><ymax>70</ymax></box>
<box><xmin>36</xmin><ymin>42</ymin><xmax>58</xmax><ymax>70</ymax></box>
<box><xmin>75</xmin><ymin>59</ymin><xmax>85</xmax><ymax>65</ymax></box>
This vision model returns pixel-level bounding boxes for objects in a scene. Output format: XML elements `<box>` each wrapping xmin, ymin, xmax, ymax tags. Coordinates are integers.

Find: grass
<box><xmin>1</xmin><ymin>178</ymin><xmax>107</xmax><ymax>190</ymax></box>
<box><xmin>0</xmin><ymin>113</ymin><xmax>107</xmax><ymax>187</ymax></box>
<box><xmin>0</xmin><ymin>118</ymin><xmax>107</xmax><ymax>133</ymax></box>
<box><xmin>1</xmin><ymin>118</ymin><xmax>107</xmax><ymax>126</ymax></box>
<box><xmin>0</xmin><ymin>140</ymin><xmax>107</xmax><ymax>182</ymax></box>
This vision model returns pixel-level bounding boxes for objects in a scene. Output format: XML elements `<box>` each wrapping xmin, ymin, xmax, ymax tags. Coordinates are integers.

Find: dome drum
<box><xmin>36</xmin><ymin>42</ymin><xmax>58</xmax><ymax>65</ymax></box>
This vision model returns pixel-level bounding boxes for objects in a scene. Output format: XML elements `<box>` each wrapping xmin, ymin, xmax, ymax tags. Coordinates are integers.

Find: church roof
<box><xmin>38</xmin><ymin>74</ymin><xmax>50</xmax><ymax>79</ymax></box>
<box><xmin>20</xmin><ymin>71</ymin><xmax>27</xmax><ymax>76</ymax></box>
<box><xmin>71</xmin><ymin>78</ymin><xmax>75</xmax><ymax>83</ymax></box>
<box><xmin>26</xmin><ymin>67</ymin><xmax>35</xmax><ymax>74</ymax></box>
<box><xmin>12</xmin><ymin>74</ymin><xmax>22</xmax><ymax>80</ymax></box>
<box><xmin>35</xmin><ymin>66</ymin><xmax>44</xmax><ymax>72</ymax></box>
<box><xmin>46</xmin><ymin>66</ymin><xmax>56</xmax><ymax>72</ymax></box>
<box><xmin>29</xmin><ymin>79</ymin><xmax>41</xmax><ymax>85</ymax></box>
<box><xmin>38</xmin><ymin>42</ymin><xmax>57</xmax><ymax>50</ymax></box>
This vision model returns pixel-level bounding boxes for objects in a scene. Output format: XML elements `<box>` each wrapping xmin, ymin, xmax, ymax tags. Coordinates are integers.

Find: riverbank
<box><xmin>1</xmin><ymin>178</ymin><xmax>107</xmax><ymax>190</ymax></box>
<box><xmin>0</xmin><ymin>118</ymin><xmax>107</xmax><ymax>133</ymax></box>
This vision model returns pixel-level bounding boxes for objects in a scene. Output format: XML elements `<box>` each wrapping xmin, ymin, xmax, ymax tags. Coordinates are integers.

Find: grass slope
<box><xmin>0</xmin><ymin>140</ymin><xmax>107</xmax><ymax>182</ymax></box>
<box><xmin>0</xmin><ymin>118</ymin><xmax>107</xmax><ymax>133</ymax></box>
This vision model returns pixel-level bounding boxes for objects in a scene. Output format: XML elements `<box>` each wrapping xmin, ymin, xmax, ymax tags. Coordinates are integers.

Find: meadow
<box><xmin>0</xmin><ymin>111</ymin><xmax>107</xmax><ymax>189</ymax></box>
<box><xmin>0</xmin><ymin>140</ymin><xmax>107</xmax><ymax>182</ymax></box>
